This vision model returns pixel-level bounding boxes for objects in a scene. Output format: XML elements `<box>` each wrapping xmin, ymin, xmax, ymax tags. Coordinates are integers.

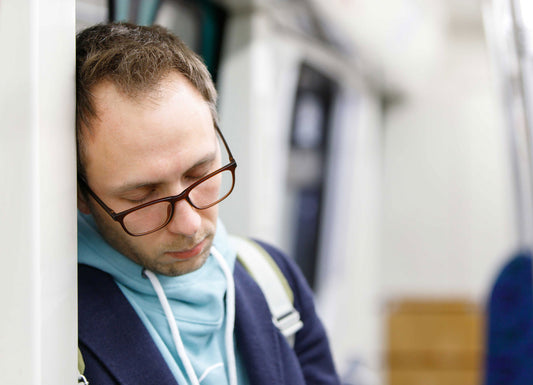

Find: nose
<box><xmin>165</xmin><ymin>199</ymin><xmax>201</xmax><ymax>237</ymax></box>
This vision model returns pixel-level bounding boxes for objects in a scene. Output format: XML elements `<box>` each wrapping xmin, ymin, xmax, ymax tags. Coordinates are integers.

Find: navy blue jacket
<box><xmin>78</xmin><ymin>241</ymin><xmax>341</xmax><ymax>384</ymax></box>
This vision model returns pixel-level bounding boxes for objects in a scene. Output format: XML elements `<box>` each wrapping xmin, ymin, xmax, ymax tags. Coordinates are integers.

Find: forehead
<box><xmin>83</xmin><ymin>73</ymin><xmax>216</xmax><ymax>188</ymax></box>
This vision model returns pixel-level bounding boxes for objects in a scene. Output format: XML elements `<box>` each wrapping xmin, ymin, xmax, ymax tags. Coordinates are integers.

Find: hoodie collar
<box><xmin>77</xmin><ymin>211</ymin><xmax>236</xmax><ymax>322</ymax></box>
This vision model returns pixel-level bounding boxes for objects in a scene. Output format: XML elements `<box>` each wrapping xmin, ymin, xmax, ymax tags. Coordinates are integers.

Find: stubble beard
<box><xmin>88</xmin><ymin>201</ymin><xmax>215</xmax><ymax>277</ymax></box>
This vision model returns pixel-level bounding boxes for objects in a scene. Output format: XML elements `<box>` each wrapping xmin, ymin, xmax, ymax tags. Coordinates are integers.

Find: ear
<box><xmin>77</xmin><ymin>186</ymin><xmax>91</xmax><ymax>214</ymax></box>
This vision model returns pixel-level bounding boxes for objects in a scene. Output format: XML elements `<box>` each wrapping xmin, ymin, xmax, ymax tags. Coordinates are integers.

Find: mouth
<box><xmin>165</xmin><ymin>239</ymin><xmax>208</xmax><ymax>261</ymax></box>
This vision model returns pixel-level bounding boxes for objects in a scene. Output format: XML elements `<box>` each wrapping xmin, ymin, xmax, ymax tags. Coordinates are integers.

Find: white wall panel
<box><xmin>0</xmin><ymin>1</ymin><xmax>76</xmax><ymax>383</ymax></box>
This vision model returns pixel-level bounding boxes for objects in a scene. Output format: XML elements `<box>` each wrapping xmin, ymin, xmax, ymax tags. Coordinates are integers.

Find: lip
<box><xmin>165</xmin><ymin>239</ymin><xmax>207</xmax><ymax>261</ymax></box>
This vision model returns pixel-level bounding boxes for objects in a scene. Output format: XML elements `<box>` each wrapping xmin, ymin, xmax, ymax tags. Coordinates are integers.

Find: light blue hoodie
<box><xmin>78</xmin><ymin>212</ymin><xmax>249</xmax><ymax>385</ymax></box>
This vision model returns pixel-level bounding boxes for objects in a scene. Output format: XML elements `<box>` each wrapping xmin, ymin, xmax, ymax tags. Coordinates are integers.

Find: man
<box><xmin>76</xmin><ymin>22</ymin><xmax>340</xmax><ymax>385</ymax></box>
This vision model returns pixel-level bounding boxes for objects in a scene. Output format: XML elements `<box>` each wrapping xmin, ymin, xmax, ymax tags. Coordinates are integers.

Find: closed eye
<box><xmin>184</xmin><ymin>163</ymin><xmax>217</xmax><ymax>183</ymax></box>
<box><xmin>123</xmin><ymin>188</ymin><xmax>158</xmax><ymax>204</ymax></box>
<box><xmin>185</xmin><ymin>171</ymin><xmax>210</xmax><ymax>182</ymax></box>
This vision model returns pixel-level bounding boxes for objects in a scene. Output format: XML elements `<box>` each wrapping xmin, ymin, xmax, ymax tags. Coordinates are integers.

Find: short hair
<box><xmin>76</xmin><ymin>22</ymin><xmax>218</xmax><ymax>178</ymax></box>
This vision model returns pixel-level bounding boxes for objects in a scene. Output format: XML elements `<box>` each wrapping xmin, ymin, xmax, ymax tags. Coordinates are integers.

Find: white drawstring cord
<box><xmin>210</xmin><ymin>246</ymin><xmax>237</xmax><ymax>385</ymax></box>
<box><xmin>143</xmin><ymin>269</ymin><xmax>201</xmax><ymax>385</ymax></box>
<box><xmin>198</xmin><ymin>363</ymin><xmax>224</xmax><ymax>383</ymax></box>
<box><xmin>143</xmin><ymin>245</ymin><xmax>237</xmax><ymax>385</ymax></box>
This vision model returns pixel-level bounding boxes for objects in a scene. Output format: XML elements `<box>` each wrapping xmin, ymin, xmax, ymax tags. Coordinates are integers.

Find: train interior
<box><xmin>2</xmin><ymin>0</ymin><xmax>533</xmax><ymax>384</ymax></box>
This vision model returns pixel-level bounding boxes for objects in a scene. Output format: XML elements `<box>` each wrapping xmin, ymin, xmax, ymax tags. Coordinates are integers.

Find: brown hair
<box><xmin>76</xmin><ymin>22</ymin><xmax>218</xmax><ymax>178</ymax></box>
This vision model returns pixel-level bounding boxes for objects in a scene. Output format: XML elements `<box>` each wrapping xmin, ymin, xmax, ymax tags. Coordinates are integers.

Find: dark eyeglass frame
<box><xmin>78</xmin><ymin>124</ymin><xmax>237</xmax><ymax>237</ymax></box>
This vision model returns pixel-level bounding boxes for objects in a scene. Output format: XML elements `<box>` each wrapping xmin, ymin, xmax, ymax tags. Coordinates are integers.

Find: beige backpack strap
<box><xmin>230</xmin><ymin>235</ymin><xmax>303</xmax><ymax>347</ymax></box>
<box><xmin>78</xmin><ymin>348</ymin><xmax>89</xmax><ymax>384</ymax></box>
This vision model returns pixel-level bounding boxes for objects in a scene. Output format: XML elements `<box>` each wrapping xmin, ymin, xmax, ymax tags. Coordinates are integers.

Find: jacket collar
<box><xmin>79</xmin><ymin>262</ymin><xmax>291</xmax><ymax>385</ymax></box>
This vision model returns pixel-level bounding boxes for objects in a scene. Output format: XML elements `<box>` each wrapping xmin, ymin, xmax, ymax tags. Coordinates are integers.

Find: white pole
<box><xmin>0</xmin><ymin>1</ymin><xmax>77</xmax><ymax>384</ymax></box>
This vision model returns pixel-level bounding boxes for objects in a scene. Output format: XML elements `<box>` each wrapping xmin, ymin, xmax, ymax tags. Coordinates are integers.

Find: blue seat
<box><xmin>486</xmin><ymin>251</ymin><xmax>533</xmax><ymax>385</ymax></box>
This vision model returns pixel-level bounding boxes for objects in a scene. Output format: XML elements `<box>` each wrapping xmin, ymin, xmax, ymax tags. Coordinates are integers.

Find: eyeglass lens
<box><xmin>122</xmin><ymin>168</ymin><xmax>234</xmax><ymax>235</ymax></box>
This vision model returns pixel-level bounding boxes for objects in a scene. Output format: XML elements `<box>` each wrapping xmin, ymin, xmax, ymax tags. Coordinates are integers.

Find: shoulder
<box><xmin>249</xmin><ymin>240</ymin><xmax>314</xmax><ymax>306</ymax></box>
<box><xmin>78</xmin><ymin>264</ymin><xmax>118</xmax><ymax>308</ymax></box>
<box><xmin>78</xmin><ymin>264</ymin><xmax>130</xmax><ymax>316</ymax></box>
<box><xmin>232</xmin><ymin>238</ymin><xmax>313</xmax><ymax>307</ymax></box>
<box><xmin>243</xmin><ymin>239</ymin><xmax>341</xmax><ymax>384</ymax></box>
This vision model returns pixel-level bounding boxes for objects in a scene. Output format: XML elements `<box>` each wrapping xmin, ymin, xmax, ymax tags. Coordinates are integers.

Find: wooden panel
<box><xmin>388</xmin><ymin>301</ymin><xmax>482</xmax><ymax>348</ymax></box>
<box><xmin>389</xmin><ymin>369</ymin><xmax>481</xmax><ymax>385</ymax></box>
<box><xmin>386</xmin><ymin>299</ymin><xmax>484</xmax><ymax>385</ymax></box>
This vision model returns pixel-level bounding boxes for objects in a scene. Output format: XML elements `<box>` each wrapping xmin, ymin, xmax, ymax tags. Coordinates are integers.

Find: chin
<box><xmin>155</xmin><ymin>250</ymin><xmax>210</xmax><ymax>277</ymax></box>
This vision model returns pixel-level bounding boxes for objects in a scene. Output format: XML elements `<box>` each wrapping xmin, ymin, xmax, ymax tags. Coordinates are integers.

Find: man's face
<box><xmin>79</xmin><ymin>72</ymin><xmax>221</xmax><ymax>276</ymax></box>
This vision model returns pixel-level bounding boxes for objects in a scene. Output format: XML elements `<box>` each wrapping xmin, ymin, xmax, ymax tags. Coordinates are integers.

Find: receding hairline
<box><xmin>77</xmin><ymin>70</ymin><xmax>218</xmax><ymax>177</ymax></box>
<box><xmin>87</xmin><ymin>69</ymin><xmax>214</xmax><ymax>123</ymax></box>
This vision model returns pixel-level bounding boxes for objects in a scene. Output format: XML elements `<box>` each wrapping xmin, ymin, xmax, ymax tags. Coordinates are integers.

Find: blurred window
<box><xmin>287</xmin><ymin>63</ymin><xmax>338</xmax><ymax>290</ymax></box>
<box><xmin>108</xmin><ymin>0</ymin><xmax>227</xmax><ymax>83</ymax></box>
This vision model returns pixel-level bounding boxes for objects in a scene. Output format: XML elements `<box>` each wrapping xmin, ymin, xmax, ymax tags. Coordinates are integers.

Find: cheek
<box><xmin>203</xmin><ymin>205</ymin><xmax>219</xmax><ymax>224</ymax></box>
<box><xmin>127</xmin><ymin>236</ymin><xmax>155</xmax><ymax>256</ymax></box>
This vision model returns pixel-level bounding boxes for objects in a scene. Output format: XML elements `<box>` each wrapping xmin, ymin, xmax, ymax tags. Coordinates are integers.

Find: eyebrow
<box><xmin>112</xmin><ymin>151</ymin><xmax>218</xmax><ymax>196</ymax></box>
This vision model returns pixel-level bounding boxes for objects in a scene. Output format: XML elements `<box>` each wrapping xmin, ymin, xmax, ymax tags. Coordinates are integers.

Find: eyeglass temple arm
<box><xmin>77</xmin><ymin>176</ymin><xmax>118</xmax><ymax>216</ymax></box>
<box><xmin>215</xmin><ymin>124</ymin><xmax>235</xmax><ymax>163</ymax></box>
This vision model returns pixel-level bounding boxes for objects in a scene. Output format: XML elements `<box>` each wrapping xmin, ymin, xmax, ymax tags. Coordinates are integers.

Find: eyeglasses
<box><xmin>78</xmin><ymin>125</ymin><xmax>236</xmax><ymax>236</ymax></box>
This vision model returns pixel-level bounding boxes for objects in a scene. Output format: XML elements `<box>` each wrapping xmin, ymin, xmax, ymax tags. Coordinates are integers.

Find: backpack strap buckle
<box><xmin>273</xmin><ymin>309</ymin><xmax>304</xmax><ymax>338</ymax></box>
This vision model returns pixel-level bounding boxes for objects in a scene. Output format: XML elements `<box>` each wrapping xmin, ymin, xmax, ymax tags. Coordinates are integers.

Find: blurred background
<box><xmin>2</xmin><ymin>0</ymin><xmax>532</xmax><ymax>384</ymax></box>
